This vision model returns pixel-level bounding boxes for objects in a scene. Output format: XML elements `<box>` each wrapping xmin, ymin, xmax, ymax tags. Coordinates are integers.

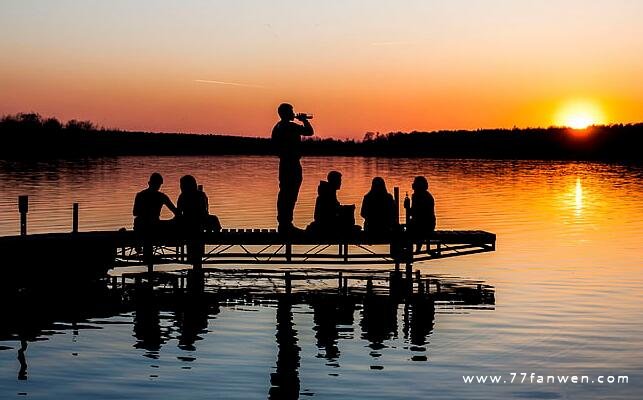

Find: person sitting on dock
<box><xmin>133</xmin><ymin>172</ymin><xmax>178</xmax><ymax>233</ymax></box>
<box><xmin>360</xmin><ymin>177</ymin><xmax>397</xmax><ymax>237</ymax></box>
<box><xmin>407</xmin><ymin>176</ymin><xmax>436</xmax><ymax>251</ymax></box>
<box><xmin>176</xmin><ymin>175</ymin><xmax>221</xmax><ymax>235</ymax></box>
<box><xmin>307</xmin><ymin>171</ymin><xmax>358</xmax><ymax>236</ymax></box>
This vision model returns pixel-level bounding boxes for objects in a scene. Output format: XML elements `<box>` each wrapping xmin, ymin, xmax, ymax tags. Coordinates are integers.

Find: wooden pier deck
<box><xmin>0</xmin><ymin>228</ymin><xmax>495</xmax><ymax>267</ymax></box>
<box><xmin>116</xmin><ymin>228</ymin><xmax>495</xmax><ymax>266</ymax></box>
<box><xmin>0</xmin><ymin>195</ymin><xmax>495</xmax><ymax>289</ymax></box>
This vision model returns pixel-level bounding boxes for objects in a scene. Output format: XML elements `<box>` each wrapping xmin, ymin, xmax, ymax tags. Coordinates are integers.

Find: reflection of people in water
<box><xmin>407</xmin><ymin>176</ymin><xmax>436</xmax><ymax>250</ymax></box>
<box><xmin>17</xmin><ymin>339</ymin><xmax>28</xmax><ymax>380</ymax></box>
<box><xmin>360</xmin><ymin>297</ymin><xmax>398</xmax><ymax>354</ymax></box>
<box><xmin>176</xmin><ymin>175</ymin><xmax>221</xmax><ymax>234</ymax></box>
<box><xmin>133</xmin><ymin>172</ymin><xmax>178</xmax><ymax>233</ymax></box>
<box><xmin>269</xmin><ymin>298</ymin><xmax>301</xmax><ymax>400</ymax></box>
<box><xmin>272</xmin><ymin>103</ymin><xmax>314</xmax><ymax>234</ymax></box>
<box><xmin>133</xmin><ymin>294</ymin><xmax>169</xmax><ymax>358</ymax></box>
<box><xmin>312</xmin><ymin>298</ymin><xmax>356</xmax><ymax>364</ymax></box>
<box><xmin>403</xmin><ymin>298</ymin><xmax>435</xmax><ymax>362</ymax></box>
<box><xmin>307</xmin><ymin>171</ymin><xmax>357</xmax><ymax>235</ymax></box>
<box><xmin>176</xmin><ymin>295</ymin><xmax>214</xmax><ymax>352</ymax></box>
<box><xmin>361</xmin><ymin>177</ymin><xmax>397</xmax><ymax>236</ymax></box>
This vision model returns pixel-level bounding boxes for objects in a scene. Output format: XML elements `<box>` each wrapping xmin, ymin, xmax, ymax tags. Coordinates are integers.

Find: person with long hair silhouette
<box><xmin>272</xmin><ymin>103</ymin><xmax>314</xmax><ymax>234</ymax></box>
<box><xmin>360</xmin><ymin>177</ymin><xmax>397</xmax><ymax>236</ymax></box>
<box><xmin>176</xmin><ymin>175</ymin><xmax>221</xmax><ymax>234</ymax></box>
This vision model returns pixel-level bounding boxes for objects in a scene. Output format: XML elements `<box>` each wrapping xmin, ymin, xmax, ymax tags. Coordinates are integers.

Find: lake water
<box><xmin>0</xmin><ymin>156</ymin><xmax>642</xmax><ymax>399</ymax></box>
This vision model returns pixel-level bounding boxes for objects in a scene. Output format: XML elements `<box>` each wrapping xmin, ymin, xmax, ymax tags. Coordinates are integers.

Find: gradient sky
<box><xmin>1</xmin><ymin>0</ymin><xmax>642</xmax><ymax>138</ymax></box>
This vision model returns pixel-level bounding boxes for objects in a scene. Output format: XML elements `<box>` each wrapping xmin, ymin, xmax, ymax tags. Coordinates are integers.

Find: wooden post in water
<box><xmin>285</xmin><ymin>271</ymin><xmax>292</xmax><ymax>295</ymax></box>
<box><xmin>343</xmin><ymin>243</ymin><xmax>349</xmax><ymax>263</ymax></box>
<box><xmin>338</xmin><ymin>271</ymin><xmax>343</xmax><ymax>292</ymax></box>
<box><xmin>366</xmin><ymin>276</ymin><xmax>373</xmax><ymax>296</ymax></box>
<box><xmin>18</xmin><ymin>196</ymin><xmax>28</xmax><ymax>236</ymax></box>
<box><xmin>72</xmin><ymin>203</ymin><xmax>79</xmax><ymax>233</ymax></box>
<box><xmin>393</xmin><ymin>187</ymin><xmax>400</xmax><ymax>224</ymax></box>
<box><xmin>285</xmin><ymin>243</ymin><xmax>292</xmax><ymax>263</ymax></box>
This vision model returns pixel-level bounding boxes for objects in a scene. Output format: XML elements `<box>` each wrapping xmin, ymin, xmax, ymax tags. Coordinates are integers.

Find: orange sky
<box><xmin>1</xmin><ymin>1</ymin><xmax>642</xmax><ymax>138</ymax></box>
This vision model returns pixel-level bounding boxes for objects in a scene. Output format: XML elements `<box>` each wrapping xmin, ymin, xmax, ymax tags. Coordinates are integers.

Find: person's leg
<box><xmin>277</xmin><ymin>162</ymin><xmax>302</xmax><ymax>231</ymax></box>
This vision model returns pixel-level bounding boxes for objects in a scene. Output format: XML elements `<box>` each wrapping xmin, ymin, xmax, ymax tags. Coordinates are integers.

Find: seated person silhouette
<box><xmin>360</xmin><ymin>177</ymin><xmax>397</xmax><ymax>237</ymax></box>
<box><xmin>133</xmin><ymin>172</ymin><xmax>178</xmax><ymax>233</ymax></box>
<box><xmin>407</xmin><ymin>176</ymin><xmax>436</xmax><ymax>250</ymax></box>
<box><xmin>307</xmin><ymin>171</ymin><xmax>358</xmax><ymax>236</ymax></box>
<box><xmin>176</xmin><ymin>175</ymin><xmax>221</xmax><ymax>235</ymax></box>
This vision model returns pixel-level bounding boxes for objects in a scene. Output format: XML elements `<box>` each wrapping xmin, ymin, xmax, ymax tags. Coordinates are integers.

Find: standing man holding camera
<box><xmin>272</xmin><ymin>103</ymin><xmax>314</xmax><ymax>234</ymax></box>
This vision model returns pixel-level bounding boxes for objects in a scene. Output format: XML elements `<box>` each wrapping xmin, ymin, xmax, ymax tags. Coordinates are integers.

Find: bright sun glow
<box><xmin>555</xmin><ymin>101</ymin><xmax>605</xmax><ymax>129</ymax></box>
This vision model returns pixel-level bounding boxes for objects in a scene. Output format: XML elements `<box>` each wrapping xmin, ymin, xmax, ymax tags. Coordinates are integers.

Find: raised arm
<box><xmin>300</xmin><ymin>118</ymin><xmax>314</xmax><ymax>137</ymax></box>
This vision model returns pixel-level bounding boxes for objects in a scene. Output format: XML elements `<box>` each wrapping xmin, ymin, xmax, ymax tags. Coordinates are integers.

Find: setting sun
<box><xmin>555</xmin><ymin>101</ymin><xmax>606</xmax><ymax>129</ymax></box>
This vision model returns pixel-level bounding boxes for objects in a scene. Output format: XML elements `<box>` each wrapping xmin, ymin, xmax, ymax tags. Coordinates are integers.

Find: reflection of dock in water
<box><xmin>0</xmin><ymin>271</ymin><xmax>494</xmax><ymax>397</ymax></box>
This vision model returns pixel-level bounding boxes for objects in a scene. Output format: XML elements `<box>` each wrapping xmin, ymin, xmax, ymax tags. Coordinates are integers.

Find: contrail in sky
<box><xmin>194</xmin><ymin>79</ymin><xmax>266</xmax><ymax>88</ymax></box>
<box><xmin>370</xmin><ymin>41</ymin><xmax>412</xmax><ymax>46</ymax></box>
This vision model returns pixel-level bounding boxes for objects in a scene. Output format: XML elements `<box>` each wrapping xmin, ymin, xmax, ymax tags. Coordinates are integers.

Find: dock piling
<box><xmin>394</xmin><ymin>187</ymin><xmax>400</xmax><ymax>223</ymax></box>
<box><xmin>72</xmin><ymin>203</ymin><xmax>79</xmax><ymax>233</ymax></box>
<box><xmin>18</xmin><ymin>195</ymin><xmax>28</xmax><ymax>236</ymax></box>
<box><xmin>285</xmin><ymin>271</ymin><xmax>292</xmax><ymax>294</ymax></box>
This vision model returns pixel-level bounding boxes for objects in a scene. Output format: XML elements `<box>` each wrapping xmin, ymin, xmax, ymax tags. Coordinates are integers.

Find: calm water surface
<box><xmin>0</xmin><ymin>156</ymin><xmax>642</xmax><ymax>399</ymax></box>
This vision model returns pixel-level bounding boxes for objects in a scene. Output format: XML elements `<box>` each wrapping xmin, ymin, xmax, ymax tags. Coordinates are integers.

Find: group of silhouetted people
<box><xmin>306</xmin><ymin>171</ymin><xmax>436</xmax><ymax>240</ymax></box>
<box><xmin>133</xmin><ymin>172</ymin><xmax>220</xmax><ymax>235</ymax></box>
<box><xmin>132</xmin><ymin>103</ymin><xmax>436</xmax><ymax>240</ymax></box>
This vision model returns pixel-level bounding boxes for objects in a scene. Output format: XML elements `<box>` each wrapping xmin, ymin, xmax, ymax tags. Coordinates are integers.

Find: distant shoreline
<box><xmin>1</xmin><ymin>113</ymin><xmax>641</xmax><ymax>162</ymax></box>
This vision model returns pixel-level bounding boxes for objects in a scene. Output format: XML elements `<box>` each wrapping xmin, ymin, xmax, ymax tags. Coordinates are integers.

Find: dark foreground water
<box><xmin>0</xmin><ymin>156</ymin><xmax>642</xmax><ymax>399</ymax></box>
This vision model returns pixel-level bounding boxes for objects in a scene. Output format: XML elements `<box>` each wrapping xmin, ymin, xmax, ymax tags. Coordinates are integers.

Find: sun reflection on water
<box><xmin>575</xmin><ymin>177</ymin><xmax>583</xmax><ymax>216</ymax></box>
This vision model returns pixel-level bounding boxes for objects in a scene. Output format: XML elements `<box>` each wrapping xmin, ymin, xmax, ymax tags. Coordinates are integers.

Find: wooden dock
<box><xmin>0</xmin><ymin>194</ymin><xmax>496</xmax><ymax>288</ymax></box>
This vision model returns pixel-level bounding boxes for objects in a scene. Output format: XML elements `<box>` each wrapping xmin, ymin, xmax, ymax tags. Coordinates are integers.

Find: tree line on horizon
<box><xmin>1</xmin><ymin>112</ymin><xmax>641</xmax><ymax>162</ymax></box>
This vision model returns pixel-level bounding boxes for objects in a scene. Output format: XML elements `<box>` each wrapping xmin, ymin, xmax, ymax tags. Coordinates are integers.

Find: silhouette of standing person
<box><xmin>133</xmin><ymin>172</ymin><xmax>178</xmax><ymax>233</ymax></box>
<box><xmin>272</xmin><ymin>103</ymin><xmax>314</xmax><ymax>234</ymax></box>
<box><xmin>360</xmin><ymin>177</ymin><xmax>397</xmax><ymax>236</ymax></box>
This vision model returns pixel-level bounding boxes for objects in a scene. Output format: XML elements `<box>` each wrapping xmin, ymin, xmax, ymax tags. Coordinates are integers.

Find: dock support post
<box><xmin>18</xmin><ymin>196</ymin><xmax>28</xmax><ymax>236</ymax></box>
<box><xmin>72</xmin><ymin>203</ymin><xmax>79</xmax><ymax>233</ymax></box>
<box><xmin>394</xmin><ymin>187</ymin><xmax>400</xmax><ymax>223</ymax></box>
<box><xmin>285</xmin><ymin>271</ymin><xmax>292</xmax><ymax>295</ymax></box>
<box><xmin>338</xmin><ymin>272</ymin><xmax>343</xmax><ymax>292</ymax></box>
<box><xmin>405</xmin><ymin>262</ymin><xmax>412</xmax><ymax>294</ymax></box>
<box><xmin>343</xmin><ymin>277</ymin><xmax>348</xmax><ymax>295</ymax></box>
<box><xmin>366</xmin><ymin>277</ymin><xmax>373</xmax><ymax>296</ymax></box>
<box><xmin>285</xmin><ymin>243</ymin><xmax>292</xmax><ymax>263</ymax></box>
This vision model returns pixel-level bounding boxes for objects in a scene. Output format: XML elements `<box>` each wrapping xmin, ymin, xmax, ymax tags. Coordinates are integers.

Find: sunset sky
<box><xmin>1</xmin><ymin>0</ymin><xmax>642</xmax><ymax>138</ymax></box>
